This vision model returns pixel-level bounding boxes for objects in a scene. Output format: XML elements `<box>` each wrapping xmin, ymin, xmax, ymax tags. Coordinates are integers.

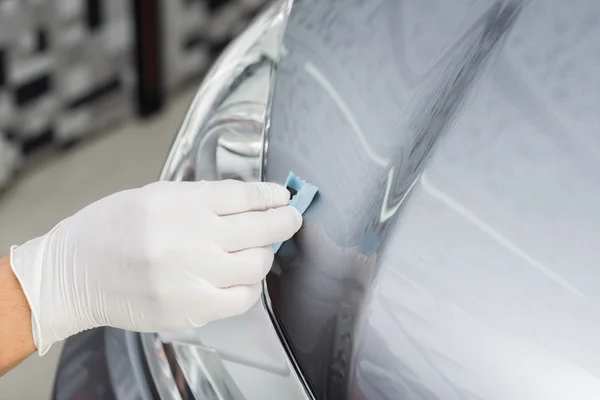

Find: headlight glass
<box><xmin>160</xmin><ymin>1</ymin><xmax>288</xmax><ymax>184</ymax></box>
<box><xmin>133</xmin><ymin>2</ymin><xmax>313</xmax><ymax>400</ymax></box>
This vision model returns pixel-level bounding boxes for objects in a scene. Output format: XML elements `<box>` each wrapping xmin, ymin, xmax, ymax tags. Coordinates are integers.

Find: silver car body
<box><xmin>266</xmin><ymin>0</ymin><xmax>600</xmax><ymax>399</ymax></box>
<box><xmin>54</xmin><ymin>0</ymin><xmax>600</xmax><ymax>399</ymax></box>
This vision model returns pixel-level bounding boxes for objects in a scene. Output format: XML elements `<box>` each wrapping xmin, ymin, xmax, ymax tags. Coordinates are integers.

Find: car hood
<box><xmin>265</xmin><ymin>0</ymin><xmax>600</xmax><ymax>399</ymax></box>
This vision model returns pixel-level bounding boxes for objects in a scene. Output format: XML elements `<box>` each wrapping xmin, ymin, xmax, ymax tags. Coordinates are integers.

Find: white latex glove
<box><xmin>10</xmin><ymin>180</ymin><xmax>302</xmax><ymax>355</ymax></box>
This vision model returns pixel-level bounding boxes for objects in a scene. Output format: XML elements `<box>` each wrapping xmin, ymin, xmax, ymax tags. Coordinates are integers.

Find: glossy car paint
<box><xmin>265</xmin><ymin>0</ymin><xmax>600</xmax><ymax>399</ymax></box>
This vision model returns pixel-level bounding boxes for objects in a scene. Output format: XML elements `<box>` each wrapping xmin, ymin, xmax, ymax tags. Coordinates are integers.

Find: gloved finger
<box><xmin>189</xmin><ymin>283</ymin><xmax>263</xmax><ymax>325</ymax></box>
<box><xmin>197</xmin><ymin>180</ymin><xmax>291</xmax><ymax>216</ymax></box>
<box><xmin>216</xmin><ymin>206</ymin><xmax>303</xmax><ymax>252</ymax></box>
<box><xmin>225</xmin><ymin>246</ymin><xmax>274</xmax><ymax>286</ymax></box>
<box><xmin>182</xmin><ymin>246</ymin><xmax>274</xmax><ymax>288</ymax></box>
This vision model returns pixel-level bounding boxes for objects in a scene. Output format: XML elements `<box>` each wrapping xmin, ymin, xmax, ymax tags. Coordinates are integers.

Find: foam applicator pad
<box><xmin>272</xmin><ymin>171</ymin><xmax>319</xmax><ymax>253</ymax></box>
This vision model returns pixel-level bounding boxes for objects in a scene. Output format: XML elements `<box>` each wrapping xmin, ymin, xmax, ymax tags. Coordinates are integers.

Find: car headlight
<box><xmin>159</xmin><ymin>1</ymin><xmax>288</xmax><ymax>184</ymax></box>
<box><xmin>129</xmin><ymin>2</ymin><xmax>313</xmax><ymax>400</ymax></box>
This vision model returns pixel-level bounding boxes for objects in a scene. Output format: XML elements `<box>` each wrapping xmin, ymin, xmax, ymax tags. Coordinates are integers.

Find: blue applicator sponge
<box><xmin>273</xmin><ymin>171</ymin><xmax>318</xmax><ymax>253</ymax></box>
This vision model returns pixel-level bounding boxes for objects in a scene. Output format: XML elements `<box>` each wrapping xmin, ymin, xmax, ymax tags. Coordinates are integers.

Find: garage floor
<box><xmin>0</xmin><ymin>88</ymin><xmax>196</xmax><ymax>400</ymax></box>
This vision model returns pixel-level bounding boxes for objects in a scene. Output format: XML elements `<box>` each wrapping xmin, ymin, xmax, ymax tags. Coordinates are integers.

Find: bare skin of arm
<box><xmin>0</xmin><ymin>254</ymin><xmax>36</xmax><ymax>376</ymax></box>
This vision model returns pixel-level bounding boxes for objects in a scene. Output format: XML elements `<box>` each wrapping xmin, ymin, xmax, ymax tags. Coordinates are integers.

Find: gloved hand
<box><xmin>10</xmin><ymin>180</ymin><xmax>302</xmax><ymax>355</ymax></box>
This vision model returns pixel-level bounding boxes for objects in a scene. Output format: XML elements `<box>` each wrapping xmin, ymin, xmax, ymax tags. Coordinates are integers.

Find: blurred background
<box><xmin>0</xmin><ymin>0</ymin><xmax>268</xmax><ymax>398</ymax></box>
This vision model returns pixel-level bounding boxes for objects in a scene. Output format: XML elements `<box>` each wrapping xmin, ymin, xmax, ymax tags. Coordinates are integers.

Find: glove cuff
<box><xmin>10</xmin><ymin>240</ymin><xmax>52</xmax><ymax>355</ymax></box>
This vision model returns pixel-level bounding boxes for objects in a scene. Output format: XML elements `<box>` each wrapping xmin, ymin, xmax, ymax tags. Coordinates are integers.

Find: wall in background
<box><xmin>0</xmin><ymin>0</ymin><xmax>269</xmax><ymax>192</ymax></box>
<box><xmin>0</xmin><ymin>0</ymin><xmax>134</xmax><ymax>189</ymax></box>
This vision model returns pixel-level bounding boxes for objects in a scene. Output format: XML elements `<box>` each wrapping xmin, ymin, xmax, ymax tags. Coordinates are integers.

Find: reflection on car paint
<box><xmin>266</xmin><ymin>0</ymin><xmax>600</xmax><ymax>398</ymax></box>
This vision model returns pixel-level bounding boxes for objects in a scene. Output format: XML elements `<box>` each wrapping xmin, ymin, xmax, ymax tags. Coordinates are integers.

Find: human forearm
<box><xmin>0</xmin><ymin>252</ymin><xmax>35</xmax><ymax>376</ymax></box>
